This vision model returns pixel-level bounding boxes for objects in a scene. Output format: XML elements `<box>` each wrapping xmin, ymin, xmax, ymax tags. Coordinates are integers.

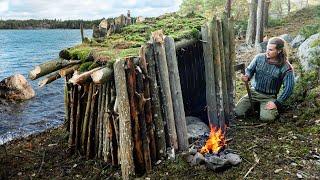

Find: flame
<box><xmin>200</xmin><ymin>125</ymin><xmax>226</xmax><ymax>154</ymax></box>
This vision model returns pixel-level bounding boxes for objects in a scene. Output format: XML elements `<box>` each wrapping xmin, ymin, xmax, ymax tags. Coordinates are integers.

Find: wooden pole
<box><xmin>75</xmin><ymin>85</ymin><xmax>83</xmax><ymax>150</ymax></box>
<box><xmin>98</xmin><ymin>84</ymin><xmax>106</xmax><ymax>158</ymax></box>
<box><xmin>114</xmin><ymin>59</ymin><xmax>135</xmax><ymax>179</ymax></box>
<box><xmin>201</xmin><ymin>23</ymin><xmax>218</xmax><ymax>126</ymax></box>
<box><xmin>87</xmin><ymin>84</ymin><xmax>98</xmax><ymax>158</ymax></box>
<box><xmin>80</xmin><ymin>23</ymin><xmax>85</xmax><ymax>43</ymax></box>
<box><xmin>38</xmin><ymin>71</ymin><xmax>61</xmax><ymax>87</ymax></box>
<box><xmin>164</xmin><ymin>36</ymin><xmax>189</xmax><ymax>151</ymax></box>
<box><xmin>103</xmin><ymin>82</ymin><xmax>111</xmax><ymax>162</ymax></box>
<box><xmin>126</xmin><ymin>57</ymin><xmax>145</xmax><ymax>171</ymax></box>
<box><xmin>229</xmin><ymin>17</ymin><xmax>236</xmax><ymax>119</ymax></box>
<box><xmin>145</xmin><ymin>43</ymin><xmax>166</xmax><ymax>159</ymax></box>
<box><xmin>221</xmin><ymin>17</ymin><xmax>231</xmax><ymax>126</ymax></box>
<box><xmin>81</xmin><ymin>84</ymin><xmax>93</xmax><ymax>153</ymax></box>
<box><xmin>136</xmin><ymin>63</ymin><xmax>152</xmax><ymax>173</ymax></box>
<box><xmin>29</xmin><ymin>59</ymin><xmax>79</xmax><ymax>80</ymax></box>
<box><xmin>152</xmin><ymin>30</ymin><xmax>178</xmax><ymax>151</ymax></box>
<box><xmin>68</xmin><ymin>85</ymin><xmax>77</xmax><ymax>154</ymax></box>
<box><xmin>139</xmin><ymin>48</ymin><xmax>158</xmax><ymax>162</ymax></box>
<box><xmin>210</xmin><ymin>18</ymin><xmax>225</xmax><ymax>127</ymax></box>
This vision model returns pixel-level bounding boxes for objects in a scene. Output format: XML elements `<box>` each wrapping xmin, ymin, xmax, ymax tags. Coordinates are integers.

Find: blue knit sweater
<box><xmin>245</xmin><ymin>53</ymin><xmax>295</xmax><ymax>107</ymax></box>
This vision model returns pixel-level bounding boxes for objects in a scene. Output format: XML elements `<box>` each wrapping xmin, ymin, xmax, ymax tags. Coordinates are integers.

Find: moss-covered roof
<box><xmin>67</xmin><ymin>13</ymin><xmax>207</xmax><ymax>67</ymax></box>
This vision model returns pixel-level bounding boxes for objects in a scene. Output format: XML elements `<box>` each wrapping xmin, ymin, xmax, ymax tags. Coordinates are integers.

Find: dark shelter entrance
<box><xmin>176</xmin><ymin>42</ymin><xmax>208</xmax><ymax>124</ymax></box>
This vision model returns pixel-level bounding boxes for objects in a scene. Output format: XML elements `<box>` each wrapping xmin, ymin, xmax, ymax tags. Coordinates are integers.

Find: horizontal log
<box><xmin>59</xmin><ymin>64</ymin><xmax>80</xmax><ymax>77</ymax></box>
<box><xmin>175</xmin><ymin>38</ymin><xmax>198</xmax><ymax>50</ymax></box>
<box><xmin>29</xmin><ymin>58</ymin><xmax>80</xmax><ymax>80</ymax></box>
<box><xmin>91</xmin><ymin>66</ymin><xmax>113</xmax><ymax>84</ymax></box>
<box><xmin>38</xmin><ymin>71</ymin><xmax>61</xmax><ymax>87</ymax></box>
<box><xmin>69</xmin><ymin>67</ymin><xmax>102</xmax><ymax>85</ymax></box>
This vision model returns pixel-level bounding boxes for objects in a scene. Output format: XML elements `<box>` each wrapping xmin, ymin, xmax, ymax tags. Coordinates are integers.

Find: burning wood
<box><xmin>200</xmin><ymin>125</ymin><xmax>226</xmax><ymax>154</ymax></box>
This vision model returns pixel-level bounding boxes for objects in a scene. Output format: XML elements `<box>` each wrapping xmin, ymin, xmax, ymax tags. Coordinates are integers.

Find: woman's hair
<box><xmin>268</xmin><ymin>37</ymin><xmax>288</xmax><ymax>66</ymax></box>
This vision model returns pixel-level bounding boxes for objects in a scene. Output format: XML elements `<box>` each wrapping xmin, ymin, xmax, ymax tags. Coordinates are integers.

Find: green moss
<box><xmin>299</xmin><ymin>24</ymin><xmax>320</xmax><ymax>38</ymax></box>
<box><xmin>69</xmin><ymin>46</ymin><xmax>92</xmax><ymax>62</ymax></box>
<box><xmin>79</xmin><ymin>62</ymin><xmax>93</xmax><ymax>72</ymax></box>
<box><xmin>118</xmin><ymin>48</ymin><xmax>140</xmax><ymax>58</ymax></box>
<box><xmin>311</xmin><ymin>38</ymin><xmax>320</xmax><ymax>48</ymax></box>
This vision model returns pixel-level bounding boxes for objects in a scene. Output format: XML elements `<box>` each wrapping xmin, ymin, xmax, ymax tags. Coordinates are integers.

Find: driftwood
<box><xmin>91</xmin><ymin>66</ymin><xmax>113</xmax><ymax>84</ymax></box>
<box><xmin>144</xmin><ymin>43</ymin><xmax>166</xmax><ymax>159</ymax></box>
<box><xmin>114</xmin><ymin>59</ymin><xmax>135</xmax><ymax>179</ymax></box>
<box><xmin>29</xmin><ymin>58</ymin><xmax>79</xmax><ymax>80</ymax></box>
<box><xmin>69</xmin><ymin>67</ymin><xmax>101</xmax><ymax>85</ymax></box>
<box><xmin>164</xmin><ymin>36</ymin><xmax>189</xmax><ymax>151</ymax></box>
<box><xmin>201</xmin><ymin>23</ymin><xmax>218</xmax><ymax>125</ymax></box>
<box><xmin>152</xmin><ymin>30</ymin><xmax>178</xmax><ymax>150</ymax></box>
<box><xmin>38</xmin><ymin>71</ymin><xmax>61</xmax><ymax>87</ymax></box>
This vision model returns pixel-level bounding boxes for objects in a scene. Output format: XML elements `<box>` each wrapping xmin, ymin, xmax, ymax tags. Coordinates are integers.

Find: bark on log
<box><xmin>80</xmin><ymin>23</ymin><xmax>85</xmax><ymax>43</ymax></box>
<box><xmin>95</xmin><ymin>85</ymin><xmax>102</xmax><ymax>158</ymax></box>
<box><xmin>29</xmin><ymin>58</ymin><xmax>79</xmax><ymax>80</ymax></box>
<box><xmin>136</xmin><ymin>65</ymin><xmax>152</xmax><ymax>173</ymax></box>
<box><xmin>164</xmin><ymin>36</ymin><xmax>189</xmax><ymax>151</ymax></box>
<box><xmin>87</xmin><ymin>84</ymin><xmax>98</xmax><ymax>158</ymax></box>
<box><xmin>98</xmin><ymin>84</ymin><xmax>106</xmax><ymax>158</ymax></box>
<box><xmin>114</xmin><ymin>59</ymin><xmax>135</xmax><ymax>179</ymax></box>
<box><xmin>144</xmin><ymin>43</ymin><xmax>166</xmax><ymax>159</ymax></box>
<box><xmin>38</xmin><ymin>71</ymin><xmax>61</xmax><ymax>87</ymax></box>
<box><xmin>68</xmin><ymin>85</ymin><xmax>77</xmax><ymax>154</ymax></box>
<box><xmin>69</xmin><ymin>67</ymin><xmax>102</xmax><ymax>85</ymax></box>
<box><xmin>139</xmin><ymin>48</ymin><xmax>158</xmax><ymax>162</ymax></box>
<box><xmin>175</xmin><ymin>38</ymin><xmax>198</xmax><ymax>50</ymax></box>
<box><xmin>210</xmin><ymin>19</ymin><xmax>224</xmax><ymax>127</ymax></box>
<box><xmin>221</xmin><ymin>17</ymin><xmax>231</xmax><ymax>126</ymax></box>
<box><xmin>59</xmin><ymin>64</ymin><xmax>80</xmax><ymax>77</ymax></box>
<box><xmin>91</xmin><ymin>66</ymin><xmax>113</xmax><ymax>84</ymax></box>
<box><xmin>103</xmin><ymin>82</ymin><xmax>111</xmax><ymax>162</ymax></box>
<box><xmin>81</xmin><ymin>84</ymin><xmax>93</xmax><ymax>153</ymax></box>
<box><xmin>152</xmin><ymin>30</ymin><xmax>178</xmax><ymax>151</ymax></box>
<box><xmin>126</xmin><ymin>57</ymin><xmax>145</xmax><ymax>171</ymax></box>
<box><xmin>75</xmin><ymin>85</ymin><xmax>82</xmax><ymax>150</ymax></box>
<box><xmin>201</xmin><ymin>23</ymin><xmax>218</xmax><ymax>126</ymax></box>
<box><xmin>228</xmin><ymin>17</ymin><xmax>236</xmax><ymax>119</ymax></box>
<box><xmin>64</xmin><ymin>80</ymin><xmax>71</xmax><ymax>131</ymax></box>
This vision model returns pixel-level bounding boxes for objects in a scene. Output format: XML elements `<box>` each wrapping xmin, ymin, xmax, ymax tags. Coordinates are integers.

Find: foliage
<box><xmin>267</xmin><ymin>18</ymin><xmax>287</xmax><ymax>27</ymax></box>
<box><xmin>0</xmin><ymin>19</ymin><xmax>101</xmax><ymax>29</ymax></box>
<box><xmin>68</xmin><ymin>46</ymin><xmax>92</xmax><ymax>62</ymax></box>
<box><xmin>299</xmin><ymin>24</ymin><xmax>320</xmax><ymax>38</ymax></box>
<box><xmin>79</xmin><ymin>62</ymin><xmax>94</xmax><ymax>72</ymax></box>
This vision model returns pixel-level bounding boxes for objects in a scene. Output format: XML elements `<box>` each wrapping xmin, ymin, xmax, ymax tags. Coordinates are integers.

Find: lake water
<box><xmin>0</xmin><ymin>29</ymin><xmax>92</xmax><ymax>144</ymax></box>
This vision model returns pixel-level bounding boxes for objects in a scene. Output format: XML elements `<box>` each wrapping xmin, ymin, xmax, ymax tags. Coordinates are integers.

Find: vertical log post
<box><xmin>103</xmin><ymin>82</ymin><xmax>111</xmax><ymax>162</ymax></box>
<box><xmin>114</xmin><ymin>59</ymin><xmax>135</xmax><ymax>179</ymax></box>
<box><xmin>80</xmin><ymin>23</ymin><xmax>84</xmax><ymax>43</ymax></box>
<box><xmin>139</xmin><ymin>48</ymin><xmax>158</xmax><ymax>162</ymax></box>
<box><xmin>152</xmin><ymin>30</ymin><xmax>178</xmax><ymax>151</ymax></box>
<box><xmin>81</xmin><ymin>84</ymin><xmax>93</xmax><ymax>153</ymax></box>
<box><xmin>201</xmin><ymin>23</ymin><xmax>218</xmax><ymax>126</ymax></box>
<box><xmin>211</xmin><ymin>19</ymin><xmax>225</xmax><ymax>127</ymax></box>
<box><xmin>145</xmin><ymin>43</ymin><xmax>166</xmax><ymax>159</ymax></box>
<box><xmin>164</xmin><ymin>36</ymin><xmax>189</xmax><ymax>151</ymax></box>
<box><xmin>229</xmin><ymin>17</ymin><xmax>236</xmax><ymax>120</ymax></box>
<box><xmin>126</xmin><ymin>57</ymin><xmax>145</xmax><ymax>171</ymax></box>
<box><xmin>221</xmin><ymin>17</ymin><xmax>231</xmax><ymax>126</ymax></box>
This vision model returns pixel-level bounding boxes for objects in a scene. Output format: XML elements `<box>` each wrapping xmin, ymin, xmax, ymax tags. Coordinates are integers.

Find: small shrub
<box><xmin>299</xmin><ymin>24</ymin><xmax>320</xmax><ymax>38</ymax></box>
<box><xmin>268</xmin><ymin>18</ymin><xmax>287</xmax><ymax>27</ymax></box>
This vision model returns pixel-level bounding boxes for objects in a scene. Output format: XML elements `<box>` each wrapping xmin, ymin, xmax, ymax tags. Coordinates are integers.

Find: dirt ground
<box><xmin>1</xmin><ymin>5</ymin><xmax>320</xmax><ymax>180</ymax></box>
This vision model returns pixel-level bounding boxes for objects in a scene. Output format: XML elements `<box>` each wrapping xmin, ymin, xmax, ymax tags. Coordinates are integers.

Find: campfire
<box><xmin>200</xmin><ymin>125</ymin><xmax>226</xmax><ymax>154</ymax></box>
<box><xmin>187</xmin><ymin>124</ymin><xmax>241</xmax><ymax>171</ymax></box>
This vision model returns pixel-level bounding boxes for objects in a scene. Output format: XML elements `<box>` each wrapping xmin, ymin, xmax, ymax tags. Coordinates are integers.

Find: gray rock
<box><xmin>205</xmin><ymin>155</ymin><xmax>228</xmax><ymax>170</ymax></box>
<box><xmin>256</xmin><ymin>41</ymin><xmax>268</xmax><ymax>53</ymax></box>
<box><xmin>191</xmin><ymin>152</ymin><xmax>205</xmax><ymax>166</ymax></box>
<box><xmin>297</xmin><ymin>33</ymin><xmax>320</xmax><ymax>71</ymax></box>
<box><xmin>291</xmin><ymin>34</ymin><xmax>306</xmax><ymax>48</ymax></box>
<box><xmin>225</xmin><ymin>153</ymin><xmax>242</xmax><ymax>165</ymax></box>
<box><xmin>0</xmin><ymin>74</ymin><xmax>35</xmax><ymax>100</ymax></box>
<box><xmin>279</xmin><ymin>34</ymin><xmax>293</xmax><ymax>43</ymax></box>
<box><xmin>186</xmin><ymin>116</ymin><xmax>210</xmax><ymax>140</ymax></box>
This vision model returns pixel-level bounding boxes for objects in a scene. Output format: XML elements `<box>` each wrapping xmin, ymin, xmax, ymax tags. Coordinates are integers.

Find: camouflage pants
<box><xmin>235</xmin><ymin>89</ymin><xmax>279</xmax><ymax>121</ymax></box>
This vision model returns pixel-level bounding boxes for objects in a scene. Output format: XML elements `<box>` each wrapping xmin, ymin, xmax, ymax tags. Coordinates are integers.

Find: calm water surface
<box><xmin>0</xmin><ymin>29</ymin><xmax>92</xmax><ymax>144</ymax></box>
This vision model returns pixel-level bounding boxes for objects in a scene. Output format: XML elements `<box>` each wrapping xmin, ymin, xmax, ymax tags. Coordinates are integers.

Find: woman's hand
<box><xmin>241</xmin><ymin>75</ymin><xmax>249</xmax><ymax>82</ymax></box>
<box><xmin>265</xmin><ymin>101</ymin><xmax>277</xmax><ymax>110</ymax></box>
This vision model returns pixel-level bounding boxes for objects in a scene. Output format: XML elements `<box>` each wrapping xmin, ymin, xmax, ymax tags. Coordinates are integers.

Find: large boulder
<box><xmin>0</xmin><ymin>74</ymin><xmax>35</xmax><ymax>100</ymax></box>
<box><xmin>279</xmin><ymin>34</ymin><xmax>294</xmax><ymax>43</ymax></box>
<box><xmin>297</xmin><ymin>33</ymin><xmax>320</xmax><ymax>71</ymax></box>
<box><xmin>186</xmin><ymin>116</ymin><xmax>210</xmax><ymax>140</ymax></box>
<box><xmin>291</xmin><ymin>34</ymin><xmax>306</xmax><ymax>48</ymax></box>
<box><xmin>256</xmin><ymin>41</ymin><xmax>268</xmax><ymax>53</ymax></box>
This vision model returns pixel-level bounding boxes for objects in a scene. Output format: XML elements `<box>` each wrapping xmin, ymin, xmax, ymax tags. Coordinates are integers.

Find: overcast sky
<box><xmin>0</xmin><ymin>0</ymin><xmax>183</xmax><ymax>20</ymax></box>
